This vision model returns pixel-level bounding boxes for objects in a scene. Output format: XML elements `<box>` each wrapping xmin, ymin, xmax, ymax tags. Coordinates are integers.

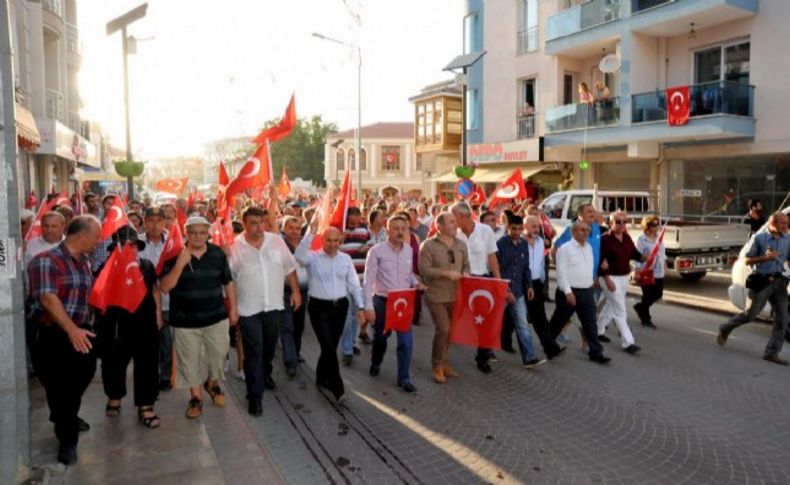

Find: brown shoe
<box><xmin>432</xmin><ymin>366</ymin><xmax>446</xmax><ymax>383</ymax></box>
<box><xmin>442</xmin><ymin>365</ymin><xmax>458</xmax><ymax>378</ymax></box>
<box><xmin>716</xmin><ymin>330</ymin><xmax>729</xmax><ymax>347</ymax></box>
<box><xmin>185</xmin><ymin>398</ymin><xmax>202</xmax><ymax>419</ymax></box>
<box><xmin>203</xmin><ymin>381</ymin><xmax>226</xmax><ymax>407</ymax></box>
<box><xmin>763</xmin><ymin>354</ymin><xmax>789</xmax><ymax>366</ymax></box>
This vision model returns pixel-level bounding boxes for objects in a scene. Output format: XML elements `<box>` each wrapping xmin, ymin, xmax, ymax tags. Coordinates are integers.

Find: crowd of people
<box><xmin>18</xmin><ymin>186</ymin><xmax>789</xmax><ymax>467</ymax></box>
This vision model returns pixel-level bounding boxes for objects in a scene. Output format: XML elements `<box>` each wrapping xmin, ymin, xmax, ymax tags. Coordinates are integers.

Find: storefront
<box><xmin>14</xmin><ymin>103</ymin><xmax>41</xmax><ymax>207</ymax></box>
<box><xmin>34</xmin><ymin>118</ymin><xmax>98</xmax><ymax>197</ymax></box>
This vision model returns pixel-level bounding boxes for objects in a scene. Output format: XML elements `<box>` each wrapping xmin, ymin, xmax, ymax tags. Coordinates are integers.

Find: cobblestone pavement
<box><xmin>225</xmin><ymin>296</ymin><xmax>790</xmax><ymax>485</ymax></box>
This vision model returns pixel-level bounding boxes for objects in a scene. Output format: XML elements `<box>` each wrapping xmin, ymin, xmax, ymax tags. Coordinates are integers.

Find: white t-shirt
<box><xmin>229</xmin><ymin>232</ymin><xmax>298</xmax><ymax>316</ymax></box>
<box><xmin>456</xmin><ymin>222</ymin><xmax>498</xmax><ymax>276</ymax></box>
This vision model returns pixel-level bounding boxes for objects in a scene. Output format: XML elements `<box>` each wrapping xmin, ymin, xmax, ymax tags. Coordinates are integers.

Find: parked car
<box><xmin>539</xmin><ymin>190</ymin><xmax>751</xmax><ymax>281</ymax></box>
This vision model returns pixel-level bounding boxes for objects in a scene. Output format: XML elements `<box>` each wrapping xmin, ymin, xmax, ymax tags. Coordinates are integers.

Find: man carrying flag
<box><xmin>488</xmin><ymin>168</ymin><xmax>527</xmax><ymax>209</ymax></box>
<box><xmin>363</xmin><ymin>215</ymin><xmax>423</xmax><ymax>393</ymax></box>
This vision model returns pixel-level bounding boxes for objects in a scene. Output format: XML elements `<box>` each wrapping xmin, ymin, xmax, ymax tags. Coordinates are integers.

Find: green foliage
<box><xmin>114</xmin><ymin>160</ymin><xmax>145</xmax><ymax>177</ymax></box>
<box><xmin>254</xmin><ymin>115</ymin><xmax>338</xmax><ymax>187</ymax></box>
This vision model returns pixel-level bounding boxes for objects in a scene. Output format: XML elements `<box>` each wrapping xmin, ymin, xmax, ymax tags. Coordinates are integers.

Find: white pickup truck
<box><xmin>539</xmin><ymin>190</ymin><xmax>751</xmax><ymax>281</ymax></box>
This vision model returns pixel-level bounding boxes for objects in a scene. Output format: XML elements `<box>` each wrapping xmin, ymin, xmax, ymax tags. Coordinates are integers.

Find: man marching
<box><xmin>363</xmin><ymin>215</ymin><xmax>423</xmax><ymax>393</ymax></box>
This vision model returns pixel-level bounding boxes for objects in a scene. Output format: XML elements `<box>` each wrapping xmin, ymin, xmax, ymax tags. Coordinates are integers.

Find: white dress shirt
<box><xmin>456</xmin><ymin>222</ymin><xmax>498</xmax><ymax>275</ymax></box>
<box><xmin>295</xmin><ymin>234</ymin><xmax>364</xmax><ymax>309</ymax></box>
<box><xmin>527</xmin><ymin>235</ymin><xmax>545</xmax><ymax>282</ymax></box>
<box><xmin>25</xmin><ymin>236</ymin><xmax>63</xmax><ymax>268</ymax></box>
<box><xmin>556</xmin><ymin>238</ymin><xmax>594</xmax><ymax>294</ymax></box>
<box><xmin>229</xmin><ymin>232</ymin><xmax>298</xmax><ymax>316</ymax></box>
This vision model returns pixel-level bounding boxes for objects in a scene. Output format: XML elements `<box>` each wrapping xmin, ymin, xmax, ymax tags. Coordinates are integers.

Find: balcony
<box><xmin>545</xmin><ymin>97</ymin><xmax>621</xmax><ymax>133</ymax></box>
<box><xmin>45</xmin><ymin>89</ymin><xmax>65</xmax><ymax>123</ymax></box>
<box><xmin>517</xmin><ymin>26</ymin><xmax>539</xmax><ymax>55</ymax></box>
<box><xmin>632</xmin><ymin>81</ymin><xmax>754</xmax><ymax>123</ymax></box>
<box><xmin>630</xmin><ymin>0</ymin><xmax>758</xmax><ymax>36</ymax></box>
<box><xmin>546</xmin><ymin>0</ymin><xmax>622</xmax><ymax>57</ymax></box>
<box><xmin>43</xmin><ymin>0</ymin><xmax>64</xmax><ymax>18</ymax></box>
<box><xmin>516</xmin><ymin>114</ymin><xmax>537</xmax><ymax>139</ymax></box>
<box><xmin>66</xmin><ymin>23</ymin><xmax>81</xmax><ymax>62</ymax></box>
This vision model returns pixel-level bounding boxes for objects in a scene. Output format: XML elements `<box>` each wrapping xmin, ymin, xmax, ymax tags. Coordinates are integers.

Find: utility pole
<box><xmin>0</xmin><ymin>1</ymin><xmax>32</xmax><ymax>482</ymax></box>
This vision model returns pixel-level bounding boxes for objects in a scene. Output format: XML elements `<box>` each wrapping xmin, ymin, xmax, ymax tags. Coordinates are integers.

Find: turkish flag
<box><xmin>25</xmin><ymin>194</ymin><xmax>61</xmax><ymax>241</ymax></box>
<box><xmin>450</xmin><ymin>276</ymin><xmax>509</xmax><ymax>349</ymax></box>
<box><xmin>310</xmin><ymin>188</ymin><xmax>335</xmax><ymax>251</ymax></box>
<box><xmin>470</xmin><ymin>184</ymin><xmax>487</xmax><ymax>204</ymax></box>
<box><xmin>25</xmin><ymin>191</ymin><xmax>38</xmax><ymax>210</ymax></box>
<box><xmin>225</xmin><ymin>143</ymin><xmax>272</xmax><ymax>202</ymax></box>
<box><xmin>488</xmin><ymin>169</ymin><xmax>526</xmax><ymax>209</ymax></box>
<box><xmin>666</xmin><ymin>85</ymin><xmax>691</xmax><ymax>126</ymax></box>
<box><xmin>210</xmin><ymin>218</ymin><xmax>235</xmax><ymax>248</ymax></box>
<box><xmin>217</xmin><ymin>161</ymin><xmax>231</xmax><ymax>220</ymax></box>
<box><xmin>156</xmin><ymin>221</ymin><xmax>185</xmax><ymax>275</ymax></box>
<box><xmin>329</xmin><ymin>169</ymin><xmax>353</xmax><ymax>231</ymax></box>
<box><xmin>89</xmin><ymin>243</ymin><xmax>147</xmax><ymax>314</ymax></box>
<box><xmin>176</xmin><ymin>204</ymin><xmax>187</xmax><ymax>232</ymax></box>
<box><xmin>155</xmin><ymin>177</ymin><xmax>189</xmax><ymax>195</ymax></box>
<box><xmin>277</xmin><ymin>166</ymin><xmax>292</xmax><ymax>198</ymax></box>
<box><xmin>101</xmin><ymin>196</ymin><xmax>130</xmax><ymax>239</ymax></box>
<box><xmin>252</xmin><ymin>94</ymin><xmax>296</xmax><ymax>144</ymax></box>
<box><xmin>50</xmin><ymin>190</ymin><xmax>72</xmax><ymax>209</ymax></box>
<box><xmin>384</xmin><ymin>288</ymin><xmax>417</xmax><ymax>333</ymax></box>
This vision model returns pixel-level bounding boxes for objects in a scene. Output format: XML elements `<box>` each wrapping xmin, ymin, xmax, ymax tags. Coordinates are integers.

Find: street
<box><xmin>34</xmin><ymin>295</ymin><xmax>790</xmax><ymax>485</ymax></box>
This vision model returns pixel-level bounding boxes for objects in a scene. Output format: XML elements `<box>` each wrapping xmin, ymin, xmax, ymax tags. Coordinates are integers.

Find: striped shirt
<box><xmin>341</xmin><ymin>225</ymin><xmax>371</xmax><ymax>275</ymax></box>
<box><xmin>28</xmin><ymin>242</ymin><xmax>94</xmax><ymax>327</ymax></box>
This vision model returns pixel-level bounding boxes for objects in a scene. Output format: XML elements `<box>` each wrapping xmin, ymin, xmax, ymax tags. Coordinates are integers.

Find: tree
<box><xmin>258</xmin><ymin>115</ymin><xmax>337</xmax><ymax>187</ymax></box>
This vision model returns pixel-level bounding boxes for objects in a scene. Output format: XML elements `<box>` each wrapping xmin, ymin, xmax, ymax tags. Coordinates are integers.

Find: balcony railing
<box><xmin>516</xmin><ymin>114</ymin><xmax>537</xmax><ymax>139</ymax></box>
<box><xmin>517</xmin><ymin>26</ymin><xmax>539</xmax><ymax>55</ymax></box>
<box><xmin>45</xmin><ymin>89</ymin><xmax>65</xmax><ymax>123</ymax></box>
<box><xmin>42</xmin><ymin>0</ymin><xmax>64</xmax><ymax>18</ymax></box>
<box><xmin>632</xmin><ymin>81</ymin><xmax>755</xmax><ymax>123</ymax></box>
<box><xmin>545</xmin><ymin>97</ymin><xmax>621</xmax><ymax>133</ymax></box>
<box><xmin>631</xmin><ymin>0</ymin><xmax>675</xmax><ymax>14</ymax></box>
<box><xmin>547</xmin><ymin>0</ymin><xmax>621</xmax><ymax>41</ymax></box>
<box><xmin>66</xmin><ymin>23</ymin><xmax>80</xmax><ymax>55</ymax></box>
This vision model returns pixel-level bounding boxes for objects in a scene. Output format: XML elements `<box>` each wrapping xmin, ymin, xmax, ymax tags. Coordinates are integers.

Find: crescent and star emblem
<box><xmin>124</xmin><ymin>260</ymin><xmax>142</xmax><ymax>286</ymax></box>
<box><xmin>241</xmin><ymin>158</ymin><xmax>261</xmax><ymax>179</ymax></box>
<box><xmin>496</xmin><ymin>182</ymin><xmax>520</xmax><ymax>199</ymax></box>
<box><xmin>393</xmin><ymin>297</ymin><xmax>408</xmax><ymax>318</ymax></box>
<box><xmin>669</xmin><ymin>91</ymin><xmax>685</xmax><ymax>112</ymax></box>
<box><xmin>109</xmin><ymin>206</ymin><xmax>124</xmax><ymax>223</ymax></box>
<box><xmin>468</xmin><ymin>289</ymin><xmax>495</xmax><ymax>325</ymax></box>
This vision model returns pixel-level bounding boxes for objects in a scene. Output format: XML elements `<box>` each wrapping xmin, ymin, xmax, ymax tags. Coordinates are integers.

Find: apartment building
<box><xmin>9</xmin><ymin>0</ymin><xmax>99</xmax><ymax>205</ymax></box>
<box><xmin>463</xmin><ymin>0</ymin><xmax>789</xmax><ymax>217</ymax></box>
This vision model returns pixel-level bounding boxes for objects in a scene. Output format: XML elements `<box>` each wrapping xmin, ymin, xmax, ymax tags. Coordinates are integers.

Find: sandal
<box><xmin>105</xmin><ymin>401</ymin><xmax>121</xmax><ymax>418</ymax></box>
<box><xmin>137</xmin><ymin>407</ymin><xmax>161</xmax><ymax>428</ymax></box>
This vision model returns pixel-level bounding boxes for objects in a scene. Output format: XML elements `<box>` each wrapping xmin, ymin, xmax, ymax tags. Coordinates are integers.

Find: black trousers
<box><xmin>32</xmin><ymin>325</ymin><xmax>97</xmax><ymax>447</ymax></box>
<box><xmin>159</xmin><ymin>312</ymin><xmax>173</xmax><ymax>384</ymax></box>
<box><xmin>549</xmin><ymin>287</ymin><xmax>604</xmax><ymax>357</ymax></box>
<box><xmin>527</xmin><ymin>280</ymin><xmax>562</xmax><ymax>357</ymax></box>
<box><xmin>240</xmin><ymin>310</ymin><xmax>281</xmax><ymax>400</ymax></box>
<box><xmin>98</xmin><ymin>317</ymin><xmax>159</xmax><ymax>407</ymax></box>
<box><xmin>308</xmin><ymin>297</ymin><xmax>349</xmax><ymax>399</ymax></box>
<box><xmin>636</xmin><ymin>278</ymin><xmax>664</xmax><ymax>322</ymax></box>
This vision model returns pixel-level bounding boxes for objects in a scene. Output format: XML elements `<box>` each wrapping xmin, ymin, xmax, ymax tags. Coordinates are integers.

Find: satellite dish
<box><xmin>599</xmin><ymin>54</ymin><xmax>620</xmax><ymax>73</ymax></box>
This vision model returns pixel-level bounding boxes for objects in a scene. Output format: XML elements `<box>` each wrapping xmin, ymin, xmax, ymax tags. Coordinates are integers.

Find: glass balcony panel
<box><xmin>547</xmin><ymin>0</ymin><xmax>621</xmax><ymax>41</ymax></box>
<box><xmin>545</xmin><ymin>97</ymin><xmax>621</xmax><ymax>132</ymax></box>
<box><xmin>631</xmin><ymin>81</ymin><xmax>755</xmax><ymax>123</ymax></box>
<box><xmin>517</xmin><ymin>26</ymin><xmax>539</xmax><ymax>55</ymax></box>
<box><xmin>631</xmin><ymin>0</ymin><xmax>675</xmax><ymax>14</ymax></box>
<box><xmin>42</xmin><ymin>0</ymin><xmax>64</xmax><ymax>18</ymax></box>
<box><xmin>45</xmin><ymin>89</ymin><xmax>65</xmax><ymax>123</ymax></box>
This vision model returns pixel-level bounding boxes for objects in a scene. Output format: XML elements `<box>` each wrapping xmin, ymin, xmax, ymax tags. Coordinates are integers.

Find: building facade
<box><xmin>324</xmin><ymin>122</ymin><xmax>423</xmax><ymax>197</ymax></box>
<box><xmin>465</xmin><ymin>0</ymin><xmax>789</xmax><ymax>217</ymax></box>
<box><xmin>203</xmin><ymin>136</ymin><xmax>255</xmax><ymax>183</ymax></box>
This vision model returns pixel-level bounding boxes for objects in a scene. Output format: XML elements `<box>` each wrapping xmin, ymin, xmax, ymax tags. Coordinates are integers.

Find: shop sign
<box><xmin>35</xmin><ymin>118</ymin><xmax>99</xmax><ymax>168</ymax></box>
<box><xmin>467</xmin><ymin>138</ymin><xmax>542</xmax><ymax>164</ymax></box>
<box><xmin>677</xmin><ymin>189</ymin><xmax>702</xmax><ymax>197</ymax></box>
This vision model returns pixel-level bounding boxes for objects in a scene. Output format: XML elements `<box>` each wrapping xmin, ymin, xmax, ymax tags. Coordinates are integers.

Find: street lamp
<box><xmin>312</xmin><ymin>32</ymin><xmax>363</xmax><ymax>202</ymax></box>
<box><xmin>107</xmin><ymin>3</ymin><xmax>148</xmax><ymax>200</ymax></box>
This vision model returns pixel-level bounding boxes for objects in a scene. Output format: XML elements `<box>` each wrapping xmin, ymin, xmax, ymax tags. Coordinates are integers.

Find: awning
<box><xmin>77</xmin><ymin>169</ymin><xmax>127</xmax><ymax>182</ymax></box>
<box><xmin>15</xmin><ymin>103</ymin><xmax>40</xmax><ymax>148</ymax></box>
<box><xmin>433</xmin><ymin>164</ymin><xmax>549</xmax><ymax>184</ymax></box>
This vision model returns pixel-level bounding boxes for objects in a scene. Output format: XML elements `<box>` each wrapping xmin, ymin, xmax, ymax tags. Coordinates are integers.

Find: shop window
<box><xmin>381</xmin><ymin>145</ymin><xmax>401</xmax><ymax>172</ymax></box>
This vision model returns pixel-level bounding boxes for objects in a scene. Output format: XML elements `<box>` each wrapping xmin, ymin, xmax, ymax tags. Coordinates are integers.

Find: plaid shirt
<box><xmin>28</xmin><ymin>241</ymin><xmax>94</xmax><ymax>327</ymax></box>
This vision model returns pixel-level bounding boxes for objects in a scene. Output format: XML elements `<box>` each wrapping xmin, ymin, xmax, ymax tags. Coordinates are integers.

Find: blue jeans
<box><xmin>340</xmin><ymin>299</ymin><xmax>357</xmax><ymax>357</ymax></box>
<box><xmin>371</xmin><ymin>296</ymin><xmax>413</xmax><ymax>385</ymax></box>
<box><xmin>506</xmin><ymin>296</ymin><xmax>537</xmax><ymax>363</ymax></box>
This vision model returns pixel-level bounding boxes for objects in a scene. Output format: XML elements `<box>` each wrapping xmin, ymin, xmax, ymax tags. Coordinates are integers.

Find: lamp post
<box><xmin>107</xmin><ymin>3</ymin><xmax>148</xmax><ymax>200</ymax></box>
<box><xmin>312</xmin><ymin>32</ymin><xmax>363</xmax><ymax>202</ymax></box>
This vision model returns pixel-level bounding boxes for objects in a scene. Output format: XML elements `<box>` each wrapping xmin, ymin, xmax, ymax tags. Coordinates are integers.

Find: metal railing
<box><xmin>66</xmin><ymin>23</ymin><xmax>80</xmax><ymax>54</ymax></box>
<box><xmin>516</xmin><ymin>114</ymin><xmax>537</xmax><ymax>139</ymax></box>
<box><xmin>545</xmin><ymin>97</ymin><xmax>621</xmax><ymax>132</ymax></box>
<box><xmin>547</xmin><ymin>0</ymin><xmax>621</xmax><ymax>41</ymax></box>
<box><xmin>517</xmin><ymin>26</ymin><xmax>539</xmax><ymax>54</ymax></box>
<box><xmin>67</xmin><ymin>110</ymin><xmax>80</xmax><ymax>132</ymax></box>
<box><xmin>45</xmin><ymin>89</ymin><xmax>65</xmax><ymax>123</ymax></box>
<box><xmin>42</xmin><ymin>0</ymin><xmax>64</xmax><ymax>18</ymax></box>
<box><xmin>632</xmin><ymin>81</ymin><xmax>755</xmax><ymax>123</ymax></box>
<box><xmin>631</xmin><ymin>0</ymin><xmax>675</xmax><ymax>14</ymax></box>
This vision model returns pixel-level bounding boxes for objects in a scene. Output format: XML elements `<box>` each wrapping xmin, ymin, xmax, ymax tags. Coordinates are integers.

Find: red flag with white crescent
<box><xmin>450</xmin><ymin>276</ymin><xmax>509</xmax><ymax>349</ymax></box>
<box><xmin>89</xmin><ymin>243</ymin><xmax>147</xmax><ymax>314</ymax></box>
<box><xmin>225</xmin><ymin>143</ymin><xmax>272</xmax><ymax>202</ymax></box>
<box><xmin>156</xmin><ymin>221</ymin><xmax>185</xmax><ymax>275</ymax></box>
<box><xmin>310</xmin><ymin>188</ymin><xmax>335</xmax><ymax>251</ymax></box>
<box><xmin>470</xmin><ymin>184</ymin><xmax>486</xmax><ymax>205</ymax></box>
<box><xmin>488</xmin><ymin>168</ymin><xmax>527</xmax><ymax>209</ymax></box>
<box><xmin>210</xmin><ymin>218</ymin><xmax>235</xmax><ymax>248</ymax></box>
<box><xmin>329</xmin><ymin>169</ymin><xmax>352</xmax><ymax>231</ymax></box>
<box><xmin>100</xmin><ymin>196</ymin><xmax>131</xmax><ymax>239</ymax></box>
<box><xmin>384</xmin><ymin>288</ymin><xmax>417</xmax><ymax>333</ymax></box>
<box><xmin>155</xmin><ymin>177</ymin><xmax>189</xmax><ymax>195</ymax></box>
<box><xmin>252</xmin><ymin>94</ymin><xmax>297</xmax><ymax>144</ymax></box>
<box><xmin>666</xmin><ymin>85</ymin><xmax>691</xmax><ymax>126</ymax></box>
<box><xmin>25</xmin><ymin>195</ymin><xmax>61</xmax><ymax>241</ymax></box>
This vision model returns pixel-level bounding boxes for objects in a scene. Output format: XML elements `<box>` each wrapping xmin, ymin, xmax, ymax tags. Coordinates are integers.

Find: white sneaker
<box><xmin>224</xmin><ymin>359</ymin><xmax>231</xmax><ymax>373</ymax></box>
<box><xmin>235</xmin><ymin>368</ymin><xmax>245</xmax><ymax>381</ymax></box>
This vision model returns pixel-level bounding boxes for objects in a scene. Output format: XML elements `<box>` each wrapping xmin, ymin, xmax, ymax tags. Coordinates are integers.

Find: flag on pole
<box><xmin>210</xmin><ymin>218</ymin><xmax>235</xmax><ymax>248</ymax></box>
<box><xmin>384</xmin><ymin>288</ymin><xmax>417</xmax><ymax>333</ymax></box>
<box><xmin>217</xmin><ymin>161</ymin><xmax>231</xmax><ymax>220</ymax></box>
<box><xmin>488</xmin><ymin>168</ymin><xmax>527</xmax><ymax>209</ymax></box>
<box><xmin>155</xmin><ymin>177</ymin><xmax>189</xmax><ymax>195</ymax></box>
<box><xmin>310</xmin><ymin>188</ymin><xmax>335</xmax><ymax>251</ymax></box>
<box><xmin>329</xmin><ymin>169</ymin><xmax>353</xmax><ymax>231</ymax></box>
<box><xmin>89</xmin><ymin>243</ymin><xmax>147</xmax><ymax>314</ymax></box>
<box><xmin>225</xmin><ymin>142</ymin><xmax>272</xmax><ymax>202</ymax></box>
<box><xmin>156</xmin><ymin>221</ymin><xmax>185</xmax><ymax>275</ymax></box>
<box><xmin>252</xmin><ymin>94</ymin><xmax>297</xmax><ymax>144</ymax></box>
<box><xmin>450</xmin><ymin>276</ymin><xmax>510</xmax><ymax>349</ymax></box>
<box><xmin>100</xmin><ymin>196</ymin><xmax>130</xmax><ymax>239</ymax></box>
<box><xmin>277</xmin><ymin>166</ymin><xmax>292</xmax><ymax>198</ymax></box>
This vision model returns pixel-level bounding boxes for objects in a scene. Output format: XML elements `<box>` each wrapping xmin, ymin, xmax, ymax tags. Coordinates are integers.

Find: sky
<box><xmin>78</xmin><ymin>0</ymin><xmax>464</xmax><ymax>159</ymax></box>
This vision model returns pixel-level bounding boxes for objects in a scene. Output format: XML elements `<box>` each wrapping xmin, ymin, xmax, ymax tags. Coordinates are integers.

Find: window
<box><xmin>568</xmin><ymin>195</ymin><xmax>593</xmax><ymax>221</ymax></box>
<box><xmin>540</xmin><ymin>193</ymin><xmax>567</xmax><ymax>220</ymax></box>
<box><xmin>381</xmin><ymin>145</ymin><xmax>401</xmax><ymax>172</ymax></box>
<box><xmin>518</xmin><ymin>0</ymin><xmax>539</xmax><ymax>54</ymax></box>
<box><xmin>518</xmin><ymin>79</ymin><xmax>536</xmax><ymax>139</ymax></box>
<box><xmin>335</xmin><ymin>148</ymin><xmax>345</xmax><ymax>177</ymax></box>
<box><xmin>464</xmin><ymin>13</ymin><xmax>481</xmax><ymax>54</ymax></box>
<box><xmin>348</xmin><ymin>148</ymin><xmax>356</xmax><ymax>171</ymax></box>
<box><xmin>466</xmin><ymin>88</ymin><xmax>479</xmax><ymax>130</ymax></box>
<box><xmin>563</xmin><ymin>74</ymin><xmax>574</xmax><ymax>105</ymax></box>
<box><xmin>359</xmin><ymin>148</ymin><xmax>367</xmax><ymax>171</ymax></box>
<box><xmin>695</xmin><ymin>40</ymin><xmax>750</xmax><ymax>85</ymax></box>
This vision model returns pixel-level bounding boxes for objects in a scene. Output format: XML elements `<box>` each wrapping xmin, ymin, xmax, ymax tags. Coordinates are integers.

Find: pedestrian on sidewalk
<box><xmin>339</xmin><ymin>207</ymin><xmax>370</xmax><ymax>365</ymax></box>
<box><xmin>718</xmin><ymin>211</ymin><xmax>789</xmax><ymax>365</ymax></box>
<box><xmin>419</xmin><ymin>212</ymin><xmax>470</xmax><ymax>383</ymax></box>
<box><xmin>28</xmin><ymin>215</ymin><xmax>103</xmax><ymax>465</ymax></box>
<box><xmin>634</xmin><ymin>215</ymin><xmax>666</xmax><ymax>329</ymax></box>
<box><xmin>363</xmin><ymin>215</ymin><xmax>423</xmax><ymax>393</ymax></box>
<box><xmin>281</xmin><ymin>216</ymin><xmax>309</xmax><ymax>373</ymax></box>
<box><xmin>524</xmin><ymin>216</ymin><xmax>565</xmax><ymax>359</ymax></box>
<box><xmin>296</xmin><ymin>226</ymin><xmax>365</xmax><ymax>403</ymax></box>
<box><xmin>159</xmin><ymin>216</ymin><xmax>238</xmax><ymax>419</ymax></box>
<box><xmin>597</xmin><ymin>211</ymin><xmax>645</xmax><ymax>354</ymax></box>
<box><xmin>496</xmin><ymin>215</ymin><xmax>545</xmax><ymax>369</ymax></box>
<box><xmin>550</xmin><ymin>221</ymin><xmax>611</xmax><ymax>364</ymax></box>
<box><xmin>229</xmin><ymin>208</ymin><xmax>302</xmax><ymax>417</ymax></box>
<box><xmin>452</xmin><ymin>202</ymin><xmax>501</xmax><ymax>374</ymax></box>
<box><xmin>96</xmin><ymin>228</ymin><xmax>162</xmax><ymax>429</ymax></box>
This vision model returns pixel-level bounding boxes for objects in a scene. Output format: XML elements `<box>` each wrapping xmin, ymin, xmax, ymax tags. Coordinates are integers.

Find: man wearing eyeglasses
<box><xmin>597</xmin><ymin>211</ymin><xmax>645</xmax><ymax>354</ymax></box>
